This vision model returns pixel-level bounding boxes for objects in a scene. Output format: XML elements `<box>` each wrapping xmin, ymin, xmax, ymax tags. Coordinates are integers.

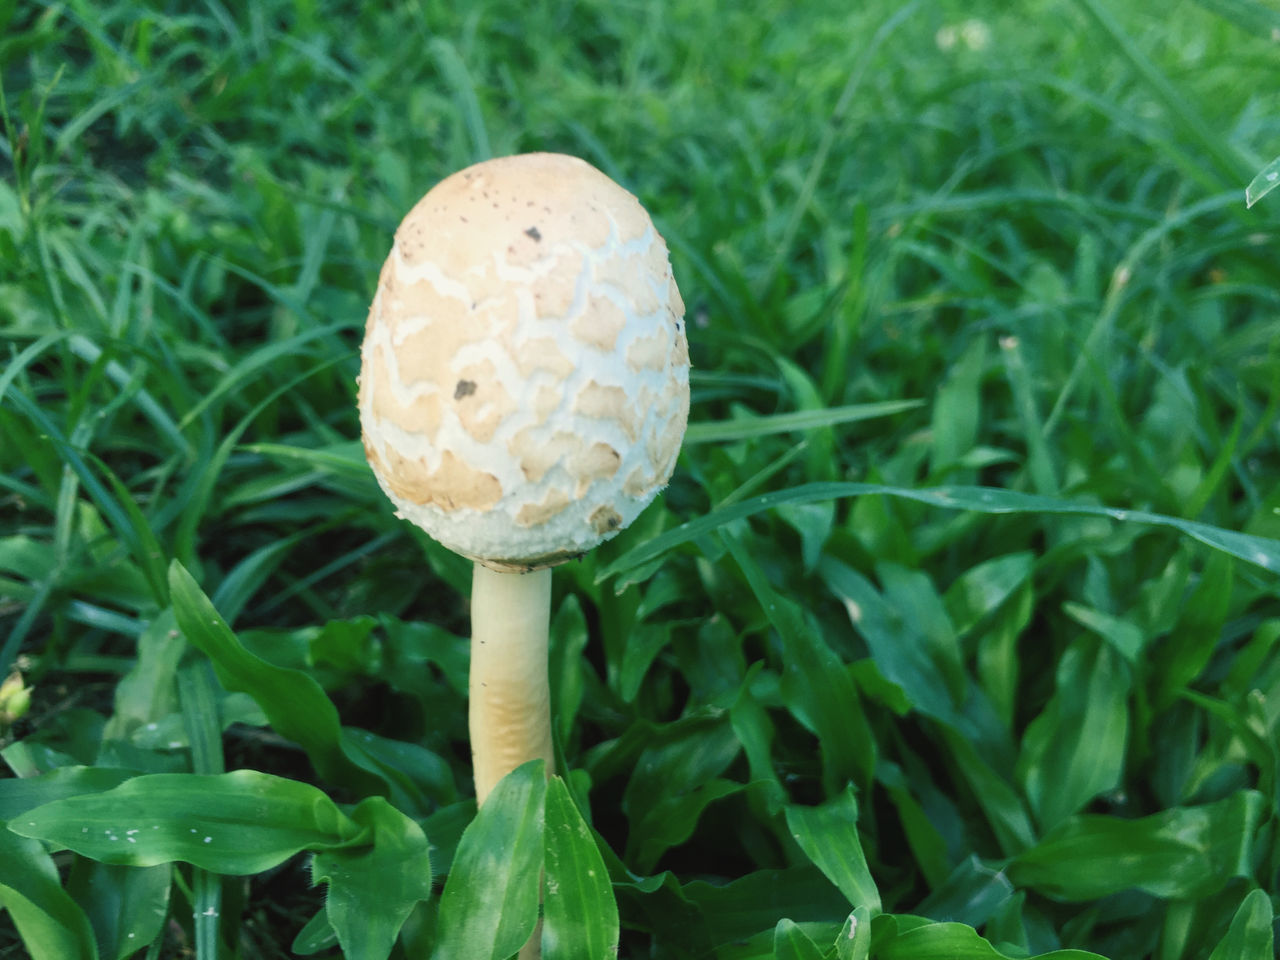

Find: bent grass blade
<box><xmin>1245</xmin><ymin>155</ymin><xmax>1280</xmax><ymax>208</ymax></box>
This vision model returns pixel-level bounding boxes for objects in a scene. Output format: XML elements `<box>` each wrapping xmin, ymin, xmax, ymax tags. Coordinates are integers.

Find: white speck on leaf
<box><xmin>848</xmin><ymin>915</ymin><xmax>859</xmax><ymax>938</ymax></box>
<box><xmin>203</xmin><ymin>836</ymin><xmax>212</xmax><ymax>843</ymax></box>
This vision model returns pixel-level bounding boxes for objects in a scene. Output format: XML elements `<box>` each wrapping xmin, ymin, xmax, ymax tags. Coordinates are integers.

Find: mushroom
<box><xmin>357</xmin><ymin>152</ymin><xmax>690</xmax><ymax>811</ymax></box>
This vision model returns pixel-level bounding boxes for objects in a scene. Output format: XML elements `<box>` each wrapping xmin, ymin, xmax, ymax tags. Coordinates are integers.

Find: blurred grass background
<box><xmin>2</xmin><ymin>0</ymin><xmax>1280</xmax><ymax>957</ymax></box>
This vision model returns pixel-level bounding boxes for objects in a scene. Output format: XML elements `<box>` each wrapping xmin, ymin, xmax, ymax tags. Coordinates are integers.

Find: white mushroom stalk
<box><xmin>358</xmin><ymin>154</ymin><xmax>689</xmax><ymax>823</ymax></box>
<box><xmin>469</xmin><ymin>563</ymin><xmax>553</xmax><ymax>803</ymax></box>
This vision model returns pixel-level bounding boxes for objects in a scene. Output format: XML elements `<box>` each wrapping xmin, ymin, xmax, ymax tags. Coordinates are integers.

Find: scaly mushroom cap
<box><xmin>358</xmin><ymin>152</ymin><xmax>690</xmax><ymax>571</ymax></box>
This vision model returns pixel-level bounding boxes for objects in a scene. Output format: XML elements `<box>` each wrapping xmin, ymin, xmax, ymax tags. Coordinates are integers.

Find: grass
<box><xmin>2</xmin><ymin>0</ymin><xmax>1280</xmax><ymax>957</ymax></box>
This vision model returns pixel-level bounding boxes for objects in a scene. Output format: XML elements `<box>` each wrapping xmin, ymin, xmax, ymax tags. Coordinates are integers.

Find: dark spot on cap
<box><xmin>454</xmin><ymin>379</ymin><xmax>477</xmax><ymax>399</ymax></box>
<box><xmin>525</xmin><ymin>226</ymin><xmax>542</xmax><ymax>242</ymax></box>
<box><xmin>590</xmin><ymin>505</ymin><xmax>622</xmax><ymax>535</ymax></box>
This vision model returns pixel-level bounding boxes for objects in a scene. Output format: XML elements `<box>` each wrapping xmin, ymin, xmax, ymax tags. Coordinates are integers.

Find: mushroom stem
<box><xmin>469</xmin><ymin>563</ymin><xmax>555</xmax><ymax>805</ymax></box>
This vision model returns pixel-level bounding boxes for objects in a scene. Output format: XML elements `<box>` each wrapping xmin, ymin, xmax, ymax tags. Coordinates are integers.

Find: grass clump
<box><xmin>2</xmin><ymin>1</ymin><xmax>1280</xmax><ymax>958</ymax></box>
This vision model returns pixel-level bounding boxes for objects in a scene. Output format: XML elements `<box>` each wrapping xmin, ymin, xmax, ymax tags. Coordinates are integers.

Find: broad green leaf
<box><xmin>938</xmin><ymin>727</ymin><xmax>1037</xmax><ymax>856</ymax></box>
<box><xmin>1207</xmin><ymin>888</ymin><xmax>1275</xmax><ymax>960</ymax></box>
<box><xmin>11</xmin><ymin>770</ymin><xmax>360</xmax><ymax>874</ymax></box>
<box><xmin>944</xmin><ymin>552</ymin><xmax>1035</xmax><ymax>638</ymax></box>
<box><xmin>874</xmin><ymin>917</ymin><xmax>1108</xmax><ymax>959</ymax></box>
<box><xmin>776</xmin><ymin>499</ymin><xmax>836</xmax><ymax>572</ymax></box>
<box><xmin>784</xmin><ymin>786</ymin><xmax>880</xmax><ymax>914</ymax></box>
<box><xmin>1009</xmin><ymin>790</ymin><xmax>1264</xmax><ymax>900</ymax></box>
<box><xmin>0</xmin><ymin>829</ymin><xmax>99</xmax><ymax>960</ymax></box>
<box><xmin>984</xmin><ymin>891</ymin><xmax>1032</xmax><ymax>957</ymax></box>
<box><xmin>729</xmin><ymin>538</ymin><xmax>873</xmax><ymax>795</ymax></box>
<box><xmin>101</xmin><ymin>610</ymin><xmax>184</xmax><ymax>742</ymax></box>
<box><xmin>291</xmin><ymin>909</ymin><xmax>340</xmax><ymax>955</ymax></box>
<box><xmin>821</xmin><ymin>557</ymin><xmax>964</xmax><ymax>729</ymax></box>
<box><xmin>1000</xmin><ymin>332</ymin><xmax>1059</xmax><ymax>496</ymax></box>
<box><xmin>1062</xmin><ymin>602</ymin><xmax>1146</xmax><ymax>664</ymax></box>
<box><xmin>975</xmin><ymin>580</ymin><xmax>1034</xmax><ymax>731</ymax></box>
<box><xmin>422</xmin><ymin>800</ymin><xmax>477</xmax><ymax>878</ymax></box>
<box><xmin>618</xmin><ymin>621</ymin><xmax>673</xmax><ymax>703</ymax></box>
<box><xmin>435</xmin><ymin>761</ymin><xmax>547</xmax><ymax>960</ymax></box>
<box><xmin>550</xmin><ymin>594</ymin><xmax>589</xmax><ymax>744</ymax></box>
<box><xmin>878</xmin><ymin>562</ymin><xmax>967</xmax><ymax>702</ymax></box>
<box><xmin>683</xmin><ymin>866</ymin><xmax>850</xmax><ymax>947</ymax></box>
<box><xmin>597</xmin><ymin>483</ymin><xmax>1280</xmax><ymax>582</ymax></box>
<box><xmin>312</xmin><ymin>797</ymin><xmax>433</xmax><ymax>960</ymax></box>
<box><xmin>914</xmin><ymin>856</ymin><xmax>1014</xmax><ymax>928</ymax></box>
<box><xmin>66</xmin><ymin>860</ymin><xmax>170</xmax><ymax>960</ymax></box>
<box><xmin>340</xmin><ymin>727</ymin><xmax>457</xmax><ymax>814</ymax></box>
<box><xmin>635</xmin><ymin>779</ymin><xmax>746</xmax><ymax>875</ymax></box>
<box><xmin>730</xmin><ymin>671</ymin><xmax>786</xmax><ymax>815</ymax></box>
<box><xmin>1017</xmin><ymin>637</ymin><xmax>1130</xmax><ymax>829</ymax></box>
<box><xmin>1153</xmin><ymin>552</ymin><xmax>1234</xmax><ymax>708</ymax></box>
<box><xmin>168</xmin><ymin>560</ymin><xmax>383</xmax><ymax>794</ymax></box>
<box><xmin>836</xmin><ymin>906</ymin><xmax>873</xmax><ymax>960</ymax></box>
<box><xmin>0</xmin><ymin>766</ymin><xmax>137</xmax><ymax>821</ymax></box>
<box><xmin>620</xmin><ymin>717</ymin><xmax>741</xmax><ymax>860</ymax></box>
<box><xmin>876</xmin><ymin>762</ymin><xmax>951</xmax><ymax>888</ymax></box>
<box><xmin>542</xmin><ymin>776</ymin><xmax>619</xmax><ymax>960</ymax></box>
<box><xmin>930</xmin><ymin>337</ymin><xmax>985</xmax><ymax>475</ymax></box>
<box><xmin>613</xmin><ymin>868</ymin><xmax>711</xmax><ymax>954</ymax></box>
<box><xmin>774</xmin><ymin>918</ymin><xmax>826</xmax><ymax>960</ymax></box>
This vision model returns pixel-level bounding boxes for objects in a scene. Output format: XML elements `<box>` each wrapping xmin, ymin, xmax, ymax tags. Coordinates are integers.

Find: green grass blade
<box><xmin>684</xmin><ymin>399</ymin><xmax>923</xmax><ymax>446</ymax></box>
<box><xmin>1070</xmin><ymin>0</ymin><xmax>1249</xmax><ymax>186</ymax></box>
<box><xmin>174</xmin><ymin>324</ymin><xmax>352</xmax><ymax>431</ymax></box>
<box><xmin>1192</xmin><ymin>0</ymin><xmax>1280</xmax><ymax>36</ymax></box>
<box><xmin>177</xmin><ymin>659</ymin><xmax>227</xmax><ymax>960</ymax></box>
<box><xmin>1245</xmin><ymin>155</ymin><xmax>1280</xmax><ymax>208</ymax></box>
<box><xmin>1000</xmin><ymin>335</ymin><xmax>1058</xmax><ymax>496</ymax></box>
<box><xmin>598</xmin><ymin>482</ymin><xmax>1280</xmax><ymax>582</ymax></box>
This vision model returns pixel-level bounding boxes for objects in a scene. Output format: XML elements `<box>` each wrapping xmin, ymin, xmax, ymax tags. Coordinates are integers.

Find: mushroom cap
<box><xmin>358</xmin><ymin>152</ymin><xmax>690</xmax><ymax>571</ymax></box>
